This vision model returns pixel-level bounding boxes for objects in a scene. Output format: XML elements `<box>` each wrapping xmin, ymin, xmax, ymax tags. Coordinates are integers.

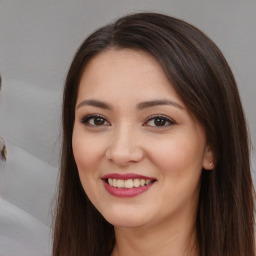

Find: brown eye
<box><xmin>154</xmin><ymin>117</ymin><xmax>167</xmax><ymax>126</ymax></box>
<box><xmin>93</xmin><ymin>117</ymin><xmax>105</xmax><ymax>126</ymax></box>
<box><xmin>144</xmin><ymin>115</ymin><xmax>175</xmax><ymax>127</ymax></box>
<box><xmin>81</xmin><ymin>114</ymin><xmax>110</xmax><ymax>126</ymax></box>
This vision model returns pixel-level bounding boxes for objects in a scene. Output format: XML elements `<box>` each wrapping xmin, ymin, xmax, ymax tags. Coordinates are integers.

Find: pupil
<box><xmin>154</xmin><ymin>118</ymin><xmax>166</xmax><ymax>126</ymax></box>
<box><xmin>95</xmin><ymin>117</ymin><xmax>104</xmax><ymax>125</ymax></box>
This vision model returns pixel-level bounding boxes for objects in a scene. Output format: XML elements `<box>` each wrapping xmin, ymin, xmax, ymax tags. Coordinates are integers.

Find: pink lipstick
<box><xmin>101</xmin><ymin>173</ymin><xmax>156</xmax><ymax>198</ymax></box>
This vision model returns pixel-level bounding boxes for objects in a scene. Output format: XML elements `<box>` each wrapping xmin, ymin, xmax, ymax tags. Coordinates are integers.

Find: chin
<box><xmin>102</xmin><ymin>209</ymin><xmax>150</xmax><ymax>228</ymax></box>
<box><xmin>107</xmin><ymin>217</ymin><xmax>147</xmax><ymax>229</ymax></box>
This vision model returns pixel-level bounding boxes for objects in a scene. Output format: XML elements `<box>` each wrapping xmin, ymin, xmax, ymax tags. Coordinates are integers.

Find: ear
<box><xmin>202</xmin><ymin>146</ymin><xmax>215</xmax><ymax>170</ymax></box>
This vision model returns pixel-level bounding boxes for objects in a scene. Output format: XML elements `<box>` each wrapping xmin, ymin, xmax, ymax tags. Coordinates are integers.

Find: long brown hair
<box><xmin>53</xmin><ymin>13</ymin><xmax>255</xmax><ymax>256</ymax></box>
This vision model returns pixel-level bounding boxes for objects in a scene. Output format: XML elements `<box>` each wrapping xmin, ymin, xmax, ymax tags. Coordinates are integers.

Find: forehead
<box><xmin>81</xmin><ymin>48</ymin><xmax>165</xmax><ymax>84</ymax></box>
<box><xmin>77</xmin><ymin>48</ymin><xmax>183</xmax><ymax>107</ymax></box>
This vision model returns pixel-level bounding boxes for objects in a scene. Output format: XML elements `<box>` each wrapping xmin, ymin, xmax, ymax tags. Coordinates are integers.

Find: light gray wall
<box><xmin>0</xmin><ymin>1</ymin><xmax>255</xmax><ymax>254</ymax></box>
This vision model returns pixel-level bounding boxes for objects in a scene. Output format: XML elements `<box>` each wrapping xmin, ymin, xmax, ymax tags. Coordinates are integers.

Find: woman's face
<box><xmin>72</xmin><ymin>49</ymin><xmax>213</xmax><ymax>228</ymax></box>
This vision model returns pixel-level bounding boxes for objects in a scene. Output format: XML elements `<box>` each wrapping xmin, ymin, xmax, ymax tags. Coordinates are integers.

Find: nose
<box><xmin>105</xmin><ymin>125</ymin><xmax>144</xmax><ymax>167</ymax></box>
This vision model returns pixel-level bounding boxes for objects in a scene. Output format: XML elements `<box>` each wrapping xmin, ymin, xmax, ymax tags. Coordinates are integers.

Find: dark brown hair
<box><xmin>53</xmin><ymin>13</ymin><xmax>255</xmax><ymax>256</ymax></box>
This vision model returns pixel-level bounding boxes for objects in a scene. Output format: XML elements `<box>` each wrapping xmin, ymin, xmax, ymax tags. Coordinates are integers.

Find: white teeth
<box><xmin>117</xmin><ymin>179</ymin><xmax>125</xmax><ymax>188</ymax></box>
<box><xmin>107</xmin><ymin>178</ymin><xmax>153</xmax><ymax>188</ymax></box>
<box><xmin>134</xmin><ymin>179</ymin><xmax>140</xmax><ymax>187</ymax></box>
<box><xmin>125</xmin><ymin>179</ymin><xmax>133</xmax><ymax>188</ymax></box>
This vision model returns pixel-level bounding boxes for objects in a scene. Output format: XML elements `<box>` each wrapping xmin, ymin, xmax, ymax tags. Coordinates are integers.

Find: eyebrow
<box><xmin>76</xmin><ymin>99</ymin><xmax>183</xmax><ymax>110</ymax></box>
<box><xmin>76</xmin><ymin>99</ymin><xmax>111</xmax><ymax>110</ymax></box>
<box><xmin>137</xmin><ymin>99</ymin><xmax>183</xmax><ymax>110</ymax></box>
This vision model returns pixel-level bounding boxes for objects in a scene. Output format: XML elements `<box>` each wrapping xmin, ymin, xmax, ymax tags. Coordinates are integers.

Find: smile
<box><xmin>107</xmin><ymin>178</ymin><xmax>153</xmax><ymax>188</ymax></box>
<box><xmin>101</xmin><ymin>173</ymin><xmax>156</xmax><ymax>197</ymax></box>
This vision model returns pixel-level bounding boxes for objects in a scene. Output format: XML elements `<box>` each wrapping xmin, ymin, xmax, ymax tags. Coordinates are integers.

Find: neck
<box><xmin>111</xmin><ymin>213</ymin><xmax>199</xmax><ymax>256</ymax></box>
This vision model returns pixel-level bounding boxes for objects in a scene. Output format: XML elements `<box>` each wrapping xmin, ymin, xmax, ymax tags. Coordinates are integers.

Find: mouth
<box><xmin>101</xmin><ymin>173</ymin><xmax>157</xmax><ymax>197</ymax></box>
<box><xmin>103</xmin><ymin>178</ymin><xmax>155</xmax><ymax>189</ymax></box>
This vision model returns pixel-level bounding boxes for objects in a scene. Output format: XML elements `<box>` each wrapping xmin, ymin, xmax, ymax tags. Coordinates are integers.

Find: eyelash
<box><xmin>80</xmin><ymin>114</ymin><xmax>175</xmax><ymax>127</ymax></box>
<box><xmin>144</xmin><ymin>114</ymin><xmax>175</xmax><ymax>127</ymax></box>
<box><xmin>81</xmin><ymin>114</ymin><xmax>110</xmax><ymax>126</ymax></box>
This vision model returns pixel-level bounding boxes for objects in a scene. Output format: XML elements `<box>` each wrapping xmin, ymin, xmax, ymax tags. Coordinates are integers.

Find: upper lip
<box><xmin>101</xmin><ymin>173</ymin><xmax>156</xmax><ymax>180</ymax></box>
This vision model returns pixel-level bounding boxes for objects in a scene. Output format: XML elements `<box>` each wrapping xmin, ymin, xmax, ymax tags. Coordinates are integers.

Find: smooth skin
<box><xmin>72</xmin><ymin>48</ymin><xmax>214</xmax><ymax>256</ymax></box>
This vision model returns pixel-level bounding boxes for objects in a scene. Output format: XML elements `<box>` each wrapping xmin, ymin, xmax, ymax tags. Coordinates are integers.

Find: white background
<box><xmin>0</xmin><ymin>1</ymin><xmax>255</xmax><ymax>255</ymax></box>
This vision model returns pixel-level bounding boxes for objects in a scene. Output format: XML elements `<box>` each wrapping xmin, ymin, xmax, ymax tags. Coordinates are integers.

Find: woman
<box><xmin>53</xmin><ymin>13</ymin><xmax>255</xmax><ymax>256</ymax></box>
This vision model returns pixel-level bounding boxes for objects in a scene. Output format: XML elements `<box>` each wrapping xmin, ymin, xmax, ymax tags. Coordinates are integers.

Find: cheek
<box><xmin>149</xmin><ymin>134</ymin><xmax>204</xmax><ymax>212</ymax></box>
<box><xmin>149</xmin><ymin>132</ymin><xmax>206</xmax><ymax>178</ymax></box>
<box><xmin>72</xmin><ymin>131</ymin><xmax>105</xmax><ymax>200</ymax></box>
<box><xmin>72</xmin><ymin>133</ymin><xmax>105</xmax><ymax>195</ymax></box>
<box><xmin>72</xmin><ymin>127</ymin><xmax>103</xmax><ymax>169</ymax></box>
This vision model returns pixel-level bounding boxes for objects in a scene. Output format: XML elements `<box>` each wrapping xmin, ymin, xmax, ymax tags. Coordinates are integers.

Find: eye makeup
<box><xmin>81</xmin><ymin>114</ymin><xmax>110</xmax><ymax>127</ymax></box>
<box><xmin>143</xmin><ymin>114</ymin><xmax>175</xmax><ymax>127</ymax></box>
<box><xmin>80</xmin><ymin>112</ymin><xmax>176</xmax><ymax>129</ymax></box>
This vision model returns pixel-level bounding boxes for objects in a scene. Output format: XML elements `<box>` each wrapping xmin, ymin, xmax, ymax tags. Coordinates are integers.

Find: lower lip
<box><xmin>103</xmin><ymin>180</ymin><xmax>154</xmax><ymax>198</ymax></box>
